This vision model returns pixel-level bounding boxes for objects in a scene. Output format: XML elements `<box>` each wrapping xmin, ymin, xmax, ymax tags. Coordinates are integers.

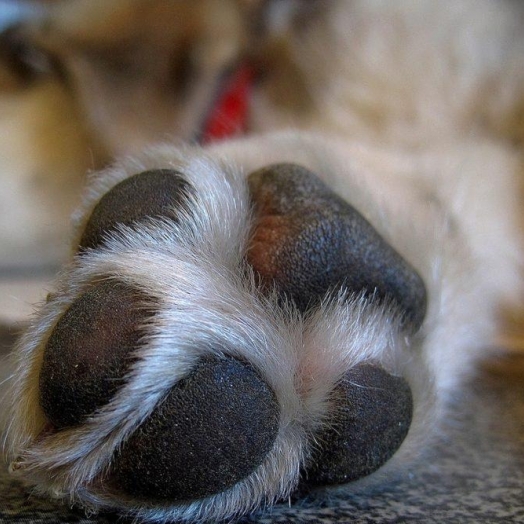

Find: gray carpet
<box><xmin>1</xmin><ymin>337</ymin><xmax>524</xmax><ymax>523</ymax></box>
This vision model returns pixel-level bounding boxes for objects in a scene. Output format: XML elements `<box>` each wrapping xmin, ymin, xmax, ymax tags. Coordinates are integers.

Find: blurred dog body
<box><xmin>1</xmin><ymin>0</ymin><xmax>522</xmax><ymax>268</ymax></box>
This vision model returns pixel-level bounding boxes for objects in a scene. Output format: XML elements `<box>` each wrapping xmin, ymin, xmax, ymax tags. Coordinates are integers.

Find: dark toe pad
<box><xmin>306</xmin><ymin>363</ymin><xmax>413</xmax><ymax>485</ymax></box>
<box><xmin>79</xmin><ymin>169</ymin><xmax>191</xmax><ymax>251</ymax></box>
<box><xmin>39</xmin><ymin>280</ymin><xmax>153</xmax><ymax>429</ymax></box>
<box><xmin>247</xmin><ymin>164</ymin><xmax>427</xmax><ymax>330</ymax></box>
<box><xmin>108</xmin><ymin>356</ymin><xmax>280</xmax><ymax>502</ymax></box>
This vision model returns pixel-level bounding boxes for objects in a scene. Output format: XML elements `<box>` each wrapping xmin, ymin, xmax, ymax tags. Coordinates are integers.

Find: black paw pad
<box><xmin>108</xmin><ymin>356</ymin><xmax>280</xmax><ymax>502</ymax></box>
<box><xmin>39</xmin><ymin>280</ymin><xmax>153</xmax><ymax>429</ymax></box>
<box><xmin>79</xmin><ymin>169</ymin><xmax>191</xmax><ymax>251</ymax></box>
<box><xmin>306</xmin><ymin>363</ymin><xmax>413</xmax><ymax>486</ymax></box>
<box><xmin>247</xmin><ymin>164</ymin><xmax>427</xmax><ymax>330</ymax></box>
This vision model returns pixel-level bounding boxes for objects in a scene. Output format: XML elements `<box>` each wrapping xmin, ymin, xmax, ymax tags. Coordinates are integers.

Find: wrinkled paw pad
<box><xmin>247</xmin><ymin>164</ymin><xmax>427</xmax><ymax>330</ymax></box>
<box><xmin>305</xmin><ymin>363</ymin><xmax>413</xmax><ymax>485</ymax></box>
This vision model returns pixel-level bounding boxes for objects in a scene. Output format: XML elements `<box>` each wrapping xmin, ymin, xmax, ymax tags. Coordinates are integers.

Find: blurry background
<box><xmin>0</xmin><ymin>0</ymin><xmax>90</xmax><ymax>329</ymax></box>
<box><xmin>0</xmin><ymin>1</ymin><xmax>48</xmax><ymax>329</ymax></box>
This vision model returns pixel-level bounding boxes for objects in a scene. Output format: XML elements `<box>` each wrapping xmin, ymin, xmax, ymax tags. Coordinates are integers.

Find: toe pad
<box><xmin>79</xmin><ymin>169</ymin><xmax>191</xmax><ymax>251</ymax></box>
<box><xmin>306</xmin><ymin>363</ymin><xmax>413</xmax><ymax>485</ymax></box>
<box><xmin>108</xmin><ymin>356</ymin><xmax>280</xmax><ymax>502</ymax></box>
<box><xmin>39</xmin><ymin>280</ymin><xmax>152</xmax><ymax>429</ymax></box>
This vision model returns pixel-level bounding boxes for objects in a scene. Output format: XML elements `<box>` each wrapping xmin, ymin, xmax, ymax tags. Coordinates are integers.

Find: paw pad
<box><xmin>39</xmin><ymin>280</ymin><xmax>153</xmax><ymax>429</ymax></box>
<box><xmin>108</xmin><ymin>356</ymin><xmax>280</xmax><ymax>501</ymax></box>
<box><xmin>305</xmin><ymin>363</ymin><xmax>413</xmax><ymax>485</ymax></box>
<box><xmin>79</xmin><ymin>169</ymin><xmax>191</xmax><ymax>250</ymax></box>
<box><xmin>39</xmin><ymin>279</ymin><xmax>280</xmax><ymax>502</ymax></box>
<box><xmin>247</xmin><ymin>164</ymin><xmax>427</xmax><ymax>330</ymax></box>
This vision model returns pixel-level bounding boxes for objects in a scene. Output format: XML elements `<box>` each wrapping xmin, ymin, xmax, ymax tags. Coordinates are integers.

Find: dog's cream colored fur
<box><xmin>1</xmin><ymin>0</ymin><xmax>524</xmax><ymax>522</ymax></box>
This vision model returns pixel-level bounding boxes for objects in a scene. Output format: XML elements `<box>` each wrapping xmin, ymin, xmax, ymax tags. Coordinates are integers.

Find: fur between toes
<box><xmin>4</xmin><ymin>152</ymin><xmax>432</xmax><ymax>523</ymax></box>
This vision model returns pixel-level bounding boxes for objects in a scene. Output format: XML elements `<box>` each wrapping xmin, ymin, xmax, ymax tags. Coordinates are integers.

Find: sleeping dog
<box><xmin>2</xmin><ymin>1</ymin><xmax>524</xmax><ymax>522</ymax></box>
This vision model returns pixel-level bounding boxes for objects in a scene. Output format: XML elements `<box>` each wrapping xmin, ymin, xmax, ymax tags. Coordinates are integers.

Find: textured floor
<box><xmin>1</xmin><ymin>342</ymin><xmax>524</xmax><ymax>523</ymax></box>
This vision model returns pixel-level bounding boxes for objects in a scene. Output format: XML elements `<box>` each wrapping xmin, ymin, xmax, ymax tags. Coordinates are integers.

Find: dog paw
<box><xmin>5</xmin><ymin>146</ymin><xmax>430</xmax><ymax>522</ymax></box>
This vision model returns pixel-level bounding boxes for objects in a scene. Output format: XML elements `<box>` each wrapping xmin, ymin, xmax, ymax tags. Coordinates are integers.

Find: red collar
<box><xmin>200</xmin><ymin>63</ymin><xmax>254</xmax><ymax>144</ymax></box>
